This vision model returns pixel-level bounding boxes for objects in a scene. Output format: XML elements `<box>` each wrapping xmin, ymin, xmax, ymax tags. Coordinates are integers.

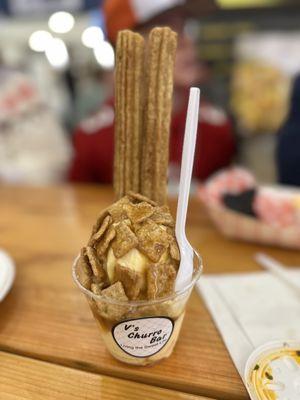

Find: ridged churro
<box><xmin>114</xmin><ymin>30</ymin><xmax>145</xmax><ymax>199</ymax></box>
<box><xmin>141</xmin><ymin>27</ymin><xmax>177</xmax><ymax>204</ymax></box>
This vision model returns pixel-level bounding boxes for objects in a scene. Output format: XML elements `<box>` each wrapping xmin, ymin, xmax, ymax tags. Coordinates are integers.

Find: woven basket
<box><xmin>207</xmin><ymin>205</ymin><xmax>300</xmax><ymax>250</ymax></box>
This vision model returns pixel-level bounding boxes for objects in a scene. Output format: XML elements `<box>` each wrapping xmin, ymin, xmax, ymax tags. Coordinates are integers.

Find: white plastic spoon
<box><xmin>175</xmin><ymin>87</ymin><xmax>200</xmax><ymax>292</ymax></box>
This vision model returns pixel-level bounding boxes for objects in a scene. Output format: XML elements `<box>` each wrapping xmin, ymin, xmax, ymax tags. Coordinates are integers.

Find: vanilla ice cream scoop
<box><xmin>106</xmin><ymin>247</ymin><xmax>148</xmax><ymax>286</ymax></box>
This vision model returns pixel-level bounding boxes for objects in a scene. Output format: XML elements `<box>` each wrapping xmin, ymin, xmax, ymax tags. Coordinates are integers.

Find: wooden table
<box><xmin>0</xmin><ymin>185</ymin><xmax>299</xmax><ymax>400</ymax></box>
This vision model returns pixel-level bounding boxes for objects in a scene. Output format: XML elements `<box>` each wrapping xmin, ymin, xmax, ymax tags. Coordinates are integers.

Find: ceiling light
<box><xmin>45</xmin><ymin>38</ymin><xmax>69</xmax><ymax>69</ymax></box>
<box><xmin>93</xmin><ymin>41</ymin><xmax>115</xmax><ymax>70</ymax></box>
<box><xmin>48</xmin><ymin>11</ymin><xmax>74</xmax><ymax>34</ymax></box>
<box><xmin>81</xmin><ymin>26</ymin><xmax>105</xmax><ymax>48</ymax></box>
<box><xmin>29</xmin><ymin>30</ymin><xmax>52</xmax><ymax>52</ymax></box>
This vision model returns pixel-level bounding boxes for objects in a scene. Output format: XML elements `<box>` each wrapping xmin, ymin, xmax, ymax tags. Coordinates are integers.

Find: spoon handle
<box><xmin>175</xmin><ymin>87</ymin><xmax>200</xmax><ymax>242</ymax></box>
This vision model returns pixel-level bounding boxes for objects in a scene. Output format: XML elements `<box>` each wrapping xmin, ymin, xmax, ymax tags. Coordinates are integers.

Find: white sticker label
<box><xmin>112</xmin><ymin>317</ymin><xmax>174</xmax><ymax>358</ymax></box>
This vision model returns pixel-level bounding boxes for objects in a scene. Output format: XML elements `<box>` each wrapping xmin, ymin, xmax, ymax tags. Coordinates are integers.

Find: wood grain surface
<box><xmin>0</xmin><ymin>351</ymin><xmax>210</xmax><ymax>400</ymax></box>
<box><xmin>0</xmin><ymin>185</ymin><xmax>299</xmax><ymax>400</ymax></box>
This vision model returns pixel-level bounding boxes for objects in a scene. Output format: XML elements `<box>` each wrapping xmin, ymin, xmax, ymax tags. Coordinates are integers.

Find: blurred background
<box><xmin>0</xmin><ymin>0</ymin><xmax>300</xmax><ymax>186</ymax></box>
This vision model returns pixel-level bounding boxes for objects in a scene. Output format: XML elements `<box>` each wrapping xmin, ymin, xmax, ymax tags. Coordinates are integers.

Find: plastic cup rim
<box><xmin>72</xmin><ymin>250</ymin><xmax>203</xmax><ymax>306</ymax></box>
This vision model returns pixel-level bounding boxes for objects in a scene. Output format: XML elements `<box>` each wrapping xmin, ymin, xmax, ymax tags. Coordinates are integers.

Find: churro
<box><xmin>114</xmin><ymin>27</ymin><xmax>177</xmax><ymax>204</ymax></box>
<box><xmin>141</xmin><ymin>27</ymin><xmax>177</xmax><ymax>204</ymax></box>
<box><xmin>114</xmin><ymin>30</ymin><xmax>145</xmax><ymax>198</ymax></box>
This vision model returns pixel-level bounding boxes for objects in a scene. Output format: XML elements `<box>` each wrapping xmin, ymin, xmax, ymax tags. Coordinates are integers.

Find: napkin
<box><xmin>197</xmin><ymin>269</ymin><xmax>300</xmax><ymax>381</ymax></box>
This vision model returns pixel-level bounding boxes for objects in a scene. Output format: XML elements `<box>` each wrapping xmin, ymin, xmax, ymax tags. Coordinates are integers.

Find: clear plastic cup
<box><xmin>72</xmin><ymin>251</ymin><xmax>202</xmax><ymax>366</ymax></box>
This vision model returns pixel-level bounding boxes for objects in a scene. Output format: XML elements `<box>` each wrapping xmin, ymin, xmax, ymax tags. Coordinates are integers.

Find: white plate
<box><xmin>0</xmin><ymin>249</ymin><xmax>15</xmax><ymax>302</ymax></box>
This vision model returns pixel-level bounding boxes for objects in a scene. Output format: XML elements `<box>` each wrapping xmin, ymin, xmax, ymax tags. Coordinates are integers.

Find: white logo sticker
<box><xmin>112</xmin><ymin>317</ymin><xmax>174</xmax><ymax>358</ymax></box>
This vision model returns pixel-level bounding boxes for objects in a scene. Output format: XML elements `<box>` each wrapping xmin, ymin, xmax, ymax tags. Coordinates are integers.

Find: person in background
<box><xmin>277</xmin><ymin>74</ymin><xmax>300</xmax><ymax>186</ymax></box>
<box><xmin>69</xmin><ymin>0</ymin><xmax>235</xmax><ymax>184</ymax></box>
<box><xmin>0</xmin><ymin>68</ymin><xmax>72</xmax><ymax>184</ymax></box>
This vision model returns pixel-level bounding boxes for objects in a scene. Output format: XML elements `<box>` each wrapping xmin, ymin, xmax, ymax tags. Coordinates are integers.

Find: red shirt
<box><xmin>69</xmin><ymin>98</ymin><xmax>235</xmax><ymax>183</ymax></box>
